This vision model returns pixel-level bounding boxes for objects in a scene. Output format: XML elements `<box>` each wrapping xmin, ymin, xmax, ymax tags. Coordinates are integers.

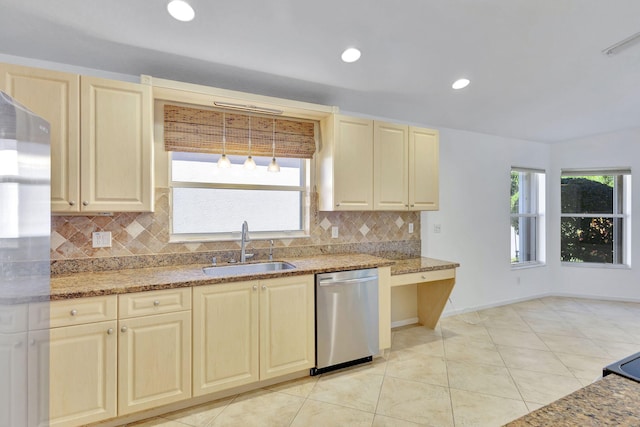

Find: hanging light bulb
<box><xmin>243</xmin><ymin>116</ymin><xmax>256</xmax><ymax>170</ymax></box>
<box><xmin>217</xmin><ymin>112</ymin><xmax>231</xmax><ymax>168</ymax></box>
<box><xmin>267</xmin><ymin>118</ymin><xmax>280</xmax><ymax>173</ymax></box>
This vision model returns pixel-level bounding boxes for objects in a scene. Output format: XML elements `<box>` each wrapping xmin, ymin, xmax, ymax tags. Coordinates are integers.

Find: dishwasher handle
<box><xmin>318</xmin><ymin>276</ymin><xmax>378</xmax><ymax>286</ymax></box>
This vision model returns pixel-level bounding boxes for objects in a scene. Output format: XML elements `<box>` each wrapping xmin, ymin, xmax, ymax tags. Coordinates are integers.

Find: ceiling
<box><xmin>0</xmin><ymin>0</ymin><xmax>639</xmax><ymax>142</ymax></box>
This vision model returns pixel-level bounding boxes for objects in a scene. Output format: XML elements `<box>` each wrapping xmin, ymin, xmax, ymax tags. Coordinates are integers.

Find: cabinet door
<box><xmin>118</xmin><ymin>311</ymin><xmax>191</xmax><ymax>415</ymax></box>
<box><xmin>0</xmin><ymin>332</ymin><xmax>27</xmax><ymax>427</ymax></box>
<box><xmin>408</xmin><ymin>127</ymin><xmax>439</xmax><ymax>210</ymax></box>
<box><xmin>193</xmin><ymin>282</ymin><xmax>258</xmax><ymax>396</ymax></box>
<box><xmin>28</xmin><ymin>321</ymin><xmax>117</xmax><ymax>427</ymax></box>
<box><xmin>80</xmin><ymin>76</ymin><xmax>153</xmax><ymax>212</ymax></box>
<box><xmin>259</xmin><ymin>275</ymin><xmax>314</xmax><ymax>380</ymax></box>
<box><xmin>373</xmin><ymin>121</ymin><xmax>409</xmax><ymax>210</ymax></box>
<box><xmin>0</xmin><ymin>63</ymin><xmax>81</xmax><ymax>213</ymax></box>
<box><xmin>333</xmin><ymin>116</ymin><xmax>374</xmax><ymax>210</ymax></box>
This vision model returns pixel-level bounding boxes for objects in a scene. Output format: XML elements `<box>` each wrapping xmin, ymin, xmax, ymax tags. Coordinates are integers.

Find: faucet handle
<box><xmin>212</xmin><ymin>256</ymin><xmax>217</xmax><ymax>266</ymax></box>
<box><xmin>245</xmin><ymin>253</ymin><xmax>254</xmax><ymax>260</ymax></box>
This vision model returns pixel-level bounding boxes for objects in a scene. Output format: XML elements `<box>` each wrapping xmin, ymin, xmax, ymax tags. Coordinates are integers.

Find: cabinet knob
<box><xmin>262</xmin><ymin>285</ymin><xmax>267</xmax><ymax>291</ymax></box>
<box><xmin>69</xmin><ymin>200</ymin><xmax>76</xmax><ymax>206</ymax></box>
<box><xmin>405</xmin><ymin>204</ymin><xmax>409</xmax><ymax>207</ymax></box>
<box><xmin>336</xmin><ymin>203</ymin><xmax>341</xmax><ymax>207</ymax></box>
<box><xmin>82</xmin><ymin>201</ymin><xmax>89</xmax><ymax>206</ymax></box>
<box><xmin>410</xmin><ymin>204</ymin><xmax>415</xmax><ymax>207</ymax></box>
<box><xmin>70</xmin><ymin>309</ymin><xmax>78</xmax><ymax>316</ymax></box>
<box><xmin>30</xmin><ymin>339</ymin><xmax>36</xmax><ymax>346</ymax></box>
<box><xmin>107</xmin><ymin>328</ymin><xmax>114</xmax><ymax>335</ymax></box>
<box><xmin>153</xmin><ymin>300</ymin><xmax>160</xmax><ymax>306</ymax></box>
<box><xmin>253</xmin><ymin>285</ymin><xmax>258</xmax><ymax>291</ymax></box>
<box><xmin>121</xmin><ymin>326</ymin><xmax>128</xmax><ymax>333</ymax></box>
<box><xmin>421</xmin><ymin>275</ymin><xmax>427</xmax><ymax>280</ymax></box>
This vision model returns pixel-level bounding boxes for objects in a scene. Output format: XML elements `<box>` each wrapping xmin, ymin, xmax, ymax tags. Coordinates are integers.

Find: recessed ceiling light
<box><xmin>167</xmin><ymin>0</ymin><xmax>195</xmax><ymax>22</ymax></box>
<box><xmin>341</xmin><ymin>48</ymin><xmax>361</xmax><ymax>63</ymax></box>
<box><xmin>452</xmin><ymin>78</ymin><xmax>470</xmax><ymax>90</ymax></box>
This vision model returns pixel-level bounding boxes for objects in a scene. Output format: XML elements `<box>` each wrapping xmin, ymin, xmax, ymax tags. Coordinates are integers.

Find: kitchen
<box><xmin>1</xmin><ymin>1</ymin><xmax>640</xmax><ymax>426</ymax></box>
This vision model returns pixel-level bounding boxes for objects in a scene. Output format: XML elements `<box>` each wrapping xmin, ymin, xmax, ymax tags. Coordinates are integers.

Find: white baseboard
<box><xmin>391</xmin><ymin>317</ymin><xmax>419</xmax><ymax>328</ymax></box>
<box><xmin>440</xmin><ymin>292</ymin><xmax>554</xmax><ymax>318</ymax></box>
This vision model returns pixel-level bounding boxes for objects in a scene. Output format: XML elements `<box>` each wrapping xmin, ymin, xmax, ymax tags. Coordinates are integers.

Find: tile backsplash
<box><xmin>51</xmin><ymin>188</ymin><xmax>421</xmax><ymax>272</ymax></box>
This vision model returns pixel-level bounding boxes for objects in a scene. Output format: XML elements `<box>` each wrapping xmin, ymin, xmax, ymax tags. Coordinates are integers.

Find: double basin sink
<box><xmin>202</xmin><ymin>261</ymin><xmax>296</xmax><ymax>278</ymax></box>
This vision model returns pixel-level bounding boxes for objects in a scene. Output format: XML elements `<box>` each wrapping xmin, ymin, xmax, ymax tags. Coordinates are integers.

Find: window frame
<box><xmin>510</xmin><ymin>167</ymin><xmax>546</xmax><ymax>268</ymax></box>
<box><xmin>560</xmin><ymin>168</ymin><xmax>631</xmax><ymax>267</ymax></box>
<box><xmin>169</xmin><ymin>152</ymin><xmax>312</xmax><ymax>242</ymax></box>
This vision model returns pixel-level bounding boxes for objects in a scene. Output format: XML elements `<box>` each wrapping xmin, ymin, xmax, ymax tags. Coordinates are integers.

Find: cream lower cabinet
<box><xmin>117</xmin><ymin>289</ymin><xmax>191</xmax><ymax>415</ymax></box>
<box><xmin>0</xmin><ymin>304</ymin><xmax>29</xmax><ymax>427</ymax></box>
<box><xmin>193</xmin><ymin>275</ymin><xmax>315</xmax><ymax>396</ymax></box>
<box><xmin>27</xmin><ymin>296</ymin><xmax>118</xmax><ymax>427</ymax></box>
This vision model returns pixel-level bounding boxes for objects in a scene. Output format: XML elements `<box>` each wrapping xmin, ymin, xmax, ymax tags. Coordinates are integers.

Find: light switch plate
<box><xmin>331</xmin><ymin>226</ymin><xmax>339</xmax><ymax>238</ymax></box>
<box><xmin>92</xmin><ymin>231</ymin><xmax>112</xmax><ymax>248</ymax></box>
<box><xmin>433</xmin><ymin>224</ymin><xmax>442</xmax><ymax>234</ymax></box>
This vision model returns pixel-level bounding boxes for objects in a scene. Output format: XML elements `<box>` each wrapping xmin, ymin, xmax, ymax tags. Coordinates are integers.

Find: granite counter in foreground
<box><xmin>504</xmin><ymin>373</ymin><xmax>640</xmax><ymax>426</ymax></box>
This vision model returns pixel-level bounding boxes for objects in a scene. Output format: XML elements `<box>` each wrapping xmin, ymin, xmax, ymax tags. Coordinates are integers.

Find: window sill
<box><xmin>560</xmin><ymin>262</ymin><xmax>631</xmax><ymax>270</ymax></box>
<box><xmin>511</xmin><ymin>262</ymin><xmax>546</xmax><ymax>270</ymax></box>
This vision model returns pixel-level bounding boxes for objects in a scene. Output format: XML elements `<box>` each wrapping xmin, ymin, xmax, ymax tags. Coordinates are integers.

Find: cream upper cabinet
<box><xmin>259</xmin><ymin>275</ymin><xmax>315</xmax><ymax>379</ymax></box>
<box><xmin>318</xmin><ymin>115</ymin><xmax>374</xmax><ymax>210</ymax></box>
<box><xmin>0</xmin><ymin>63</ymin><xmax>81</xmax><ymax>213</ymax></box>
<box><xmin>373</xmin><ymin>121</ymin><xmax>409</xmax><ymax>210</ymax></box>
<box><xmin>81</xmin><ymin>77</ymin><xmax>153</xmax><ymax>212</ymax></box>
<box><xmin>0</xmin><ymin>62</ymin><xmax>153</xmax><ymax>213</ymax></box>
<box><xmin>117</xmin><ymin>290</ymin><xmax>191</xmax><ymax>415</ymax></box>
<box><xmin>28</xmin><ymin>296</ymin><xmax>118</xmax><ymax>427</ymax></box>
<box><xmin>193</xmin><ymin>281</ymin><xmax>259</xmax><ymax>396</ymax></box>
<box><xmin>408</xmin><ymin>127</ymin><xmax>439</xmax><ymax>211</ymax></box>
<box><xmin>193</xmin><ymin>275</ymin><xmax>315</xmax><ymax>396</ymax></box>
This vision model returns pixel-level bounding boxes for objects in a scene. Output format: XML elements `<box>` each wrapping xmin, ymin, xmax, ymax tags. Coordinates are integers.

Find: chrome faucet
<box><xmin>240</xmin><ymin>221</ymin><xmax>253</xmax><ymax>263</ymax></box>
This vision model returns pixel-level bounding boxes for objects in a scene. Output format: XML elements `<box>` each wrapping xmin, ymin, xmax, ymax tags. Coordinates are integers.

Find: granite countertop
<box><xmin>48</xmin><ymin>254</ymin><xmax>396</xmax><ymax>300</ymax></box>
<box><xmin>390</xmin><ymin>257</ymin><xmax>460</xmax><ymax>276</ymax></box>
<box><xmin>505</xmin><ymin>373</ymin><xmax>640</xmax><ymax>426</ymax></box>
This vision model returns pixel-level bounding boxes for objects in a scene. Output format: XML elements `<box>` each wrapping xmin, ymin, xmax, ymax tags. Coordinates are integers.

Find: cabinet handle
<box><xmin>69</xmin><ymin>200</ymin><xmax>76</xmax><ymax>206</ymax></box>
<box><xmin>70</xmin><ymin>309</ymin><xmax>78</xmax><ymax>316</ymax></box>
<box><xmin>107</xmin><ymin>328</ymin><xmax>114</xmax><ymax>335</ymax></box>
<box><xmin>410</xmin><ymin>204</ymin><xmax>415</xmax><ymax>207</ymax></box>
<box><xmin>405</xmin><ymin>204</ymin><xmax>409</xmax><ymax>207</ymax></box>
<box><xmin>153</xmin><ymin>300</ymin><xmax>160</xmax><ymax>306</ymax></box>
<box><xmin>82</xmin><ymin>201</ymin><xmax>89</xmax><ymax>206</ymax></box>
<box><xmin>262</xmin><ymin>285</ymin><xmax>267</xmax><ymax>290</ymax></box>
<box><xmin>253</xmin><ymin>285</ymin><xmax>258</xmax><ymax>291</ymax></box>
<box><xmin>121</xmin><ymin>326</ymin><xmax>128</xmax><ymax>333</ymax></box>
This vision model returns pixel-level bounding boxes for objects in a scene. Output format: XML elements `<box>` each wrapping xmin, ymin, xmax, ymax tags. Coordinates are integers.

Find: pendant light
<box><xmin>217</xmin><ymin>112</ymin><xmax>231</xmax><ymax>168</ymax></box>
<box><xmin>243</xmin><ymin>116</ymin><xmax>256</xmax><ymax>170</ymax></box>
<box><xmin>267</xmin><ymin>118</ymin><xmax>280</xmax><ymax>173</ymax></box>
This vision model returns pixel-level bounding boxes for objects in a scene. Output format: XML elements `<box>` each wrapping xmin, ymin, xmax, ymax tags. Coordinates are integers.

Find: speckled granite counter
<box><xmin>390</xmin><ymin>257</ymin><xmax>460</xmax><ymax>276</ymax></box>
<box><xmin>48</xmin><ymin>254</ymin><xmax>396</xmax><ymax>300</ymax></box>
<box><xmin>505</xmin><ymin>373</ymin><xmax>640</xmax><ymax>426</ymax></box>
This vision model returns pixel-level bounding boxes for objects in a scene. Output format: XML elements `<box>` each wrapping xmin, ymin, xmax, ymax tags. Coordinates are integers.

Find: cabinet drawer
<box><xmin>119</xmin><ymin>288</ymin><xmax>191</xmax><ymax>318</ymax></box>
<box><xmin>29</xmin><ymin>295</ymin><xmax>117</xmax><ymax>330</ymax></box>
<box><xmin>390</xmin><ymin>269</ymin><xmax>455</xmax><ymax>287</ymax></box>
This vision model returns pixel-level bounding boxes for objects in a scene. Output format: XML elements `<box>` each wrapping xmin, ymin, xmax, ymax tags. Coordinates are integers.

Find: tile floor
<box><xmin>130</xmin><ymin>297</ymin><xmax>640</xmax><ymax>427</ymax></box>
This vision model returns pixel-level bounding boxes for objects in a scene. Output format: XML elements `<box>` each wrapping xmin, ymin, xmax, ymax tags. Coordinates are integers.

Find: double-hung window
<box><xmin>560</xmin><ymin>169</ymin><xmax>631</xmax><ymax>266</ymax></box>
<box><xmin>510</xmin><ymin>168</ymin><xmax>545</xmax><ymax>266</ymax></box>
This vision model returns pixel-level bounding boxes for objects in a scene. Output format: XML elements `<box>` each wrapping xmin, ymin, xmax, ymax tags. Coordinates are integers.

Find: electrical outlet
<box><xmin>433</xmin><ymin>224</ymin><xmax>442</xmax><ymax>233</ymax></box>
<box><xmin>408</xmin><ymin>223</ymin><xmax>414</xmax><ymax>234</ymax></box>
<box><xmin>92</xmin><ymin>231</ymin><xmax>112</xmax><ymax>248</ymax></box>
<box><xmin>331</xmin><ymin>226</ymin><xmax>339</xmax><ymax>238</ymax></box>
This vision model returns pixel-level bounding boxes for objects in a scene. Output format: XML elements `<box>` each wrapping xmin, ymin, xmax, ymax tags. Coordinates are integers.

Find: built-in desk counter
<box><xmin>389</xmin><ymin>257</ymin><xmax>460</xmax><ymax>329</ymax></box>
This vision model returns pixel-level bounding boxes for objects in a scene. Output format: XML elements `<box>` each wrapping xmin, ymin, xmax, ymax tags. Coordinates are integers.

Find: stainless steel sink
<box><xmin>202</xmin><ymin>261</ymin><xmax>296</xmax><ymax>277</ymax></box>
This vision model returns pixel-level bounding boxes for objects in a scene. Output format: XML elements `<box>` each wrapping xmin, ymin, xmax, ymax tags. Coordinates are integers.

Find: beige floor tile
<box><xmin>554</xmin><ymin>352</ymin><xmax>614</xmax><ymax>381</ymax></box>
<box><xmin>596</xmin><ymin>339</ymin><xmax>640</xmax><ymax>360</ymax></box>
<box><xmin>497</xmin><ymin>345</ymin><xmax>572</xmax><ymax>375</ymax></box>
<box><xmin>478</xmin><ymin>311</ymin><xmax>533</xmax><ymax>332</ymax></box>
<box><xmin>537</xmin><ymin>334</ymin><xmax>611</xmax><ymax>358</ymax></box>
<box><xmin>129</xmin><ymin>418</ymin><xmax>191</xmax><ymax>427</ymax></box>
<box><xmin>576</xmin><ymin>323</ymin><xmax>639</xmax><ymax>344</ymax></box>
<box><xmin>391</xmin><ymin>333</ymin><xmax>445</xmax><ymax>357</ymax></box>
<box><xmin>450</xmin><ymin>389</ymin><xmax>529</xmax><ymax>427</ymax></box>
<box><xmin>515</xmin><ymin>308</ymin><xmax>565</xmax><ymax>322</ymax></box>
<box><xmin>521</xmin><ymin>317</ymin><xmax>585</xmax><ymax>337</ymax></box>
<box><xmin>163</xmin><ymin>398</ymin><xmax>233</xmax><ymax>426</ymax></box>
<box><xmin>447</xmin><ymin>360</ymin><xmax>521</xmax><ymax>399</ymax></box>
<box><xmin>443</xmin><ymin>337</ymin><xmax>505</xmax><ymax>367</ymax></box>
<box><xmin>540</xmin><ymin>297</ymin><xmax>591</xmax><ymax>313</ymax></box>
<box><xmin>487</xmin><ymin>327</ymin><xmax>549</xmax><ymax>351</ymax></box>
<box><xmin>509</xmin><ymin>368</ymin><xmax>583</xmax><ymax>405</ymax></box>
<box><xmin>386</xmin><ymin>352</ymin><xmax>448</xmax><ymax>387</ymax></box>
<box><xmin>289</xmin><ymin>399</ymin><xmax>374</xmax><ymax>427</ymax></box>
<box><xmin>525</xmin><ymin>401</ymin><xmax>544</xmax><ymax>412</ymax></box>
<box><xmin>372</xmin><ymin>414</ymin><xmax>427</xmax><ymax>426</ymax></box>
<box><xmin>208</xmin><ymin>389</ymin><xmax>304</xmax><ymax>427</ymax></box>
<box><xmin>308</xmin><ymin>369</ymin><xmax>384</xmax><ymax>412</ymax></box>
<box><xmin>376</xmin><ymin>377</ymin><xmax>453</xmax><ymax>427</ymax></box>
<box><xmin>508</xmin><ymin>299</ymin><xmax>548</xmax><ymax>311</ymax></box>
<box><xmin>264</xmin><ymin>375</ymin><xmax>319</xmax><ymax>398</ymax></box>
<box><xmin>440</xmin><ymin>318</ymin><xmax>493</xmax><ymax>343</ymax></box>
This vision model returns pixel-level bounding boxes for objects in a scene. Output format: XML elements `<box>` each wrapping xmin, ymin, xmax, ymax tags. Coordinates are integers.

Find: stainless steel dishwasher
<box><xmin>312</xmin><ymin>268</ymin><xmax>379</xmax><ymax>375</ymax></box>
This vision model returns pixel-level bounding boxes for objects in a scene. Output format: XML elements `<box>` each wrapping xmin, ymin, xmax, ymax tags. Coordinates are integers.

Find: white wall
<box><xmin>548</xmin><ymin>128</ymin><xmax>640</xmax><ymax>301</ymax></box>
<box><xmin>422</xmin><ymin>128</ymin><xmax>552</xmax><ymax>314</ymax></box>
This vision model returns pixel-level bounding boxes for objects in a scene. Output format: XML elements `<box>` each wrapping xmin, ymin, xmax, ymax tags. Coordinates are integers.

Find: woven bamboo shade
<box><xmin>164</xmin><ymin>104</ymin><xmax>317</xmax><ymax>158</ymax></box>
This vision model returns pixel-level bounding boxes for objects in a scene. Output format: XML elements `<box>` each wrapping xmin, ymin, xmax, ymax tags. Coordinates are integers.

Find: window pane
<box><xmin>172</xmin><ymin>152</ymin><xmax>302</xmax><ymax>186</ymax></box>
<box><xmin>560</xmin><ymin>216</ymin><xmax>623</xmax><ymax>263</ymax></box>
<box><xmin>560</xmin><ymin>176</ymin><xmax>614</xmax><ymax>214</ymax></box>
<box><xmin>172</xmin><ymin>188</ymin><xmax>302</xmax><ymax>234</ymax></box>
<box><xmin>511</xmin><ymin>216</ymin><xmax>537</xmax><ymax>264</ymax></box>
<box><xmin>511</xmin><ymin>171</ymin><xmax>536</xmax><ymax>214</ymax></box>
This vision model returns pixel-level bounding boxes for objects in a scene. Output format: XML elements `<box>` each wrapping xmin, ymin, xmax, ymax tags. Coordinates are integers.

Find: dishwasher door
<box><xmin>315</xmin><ymin>268</ymin><xmax>379</xmax><ymax>373</ymax></box>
